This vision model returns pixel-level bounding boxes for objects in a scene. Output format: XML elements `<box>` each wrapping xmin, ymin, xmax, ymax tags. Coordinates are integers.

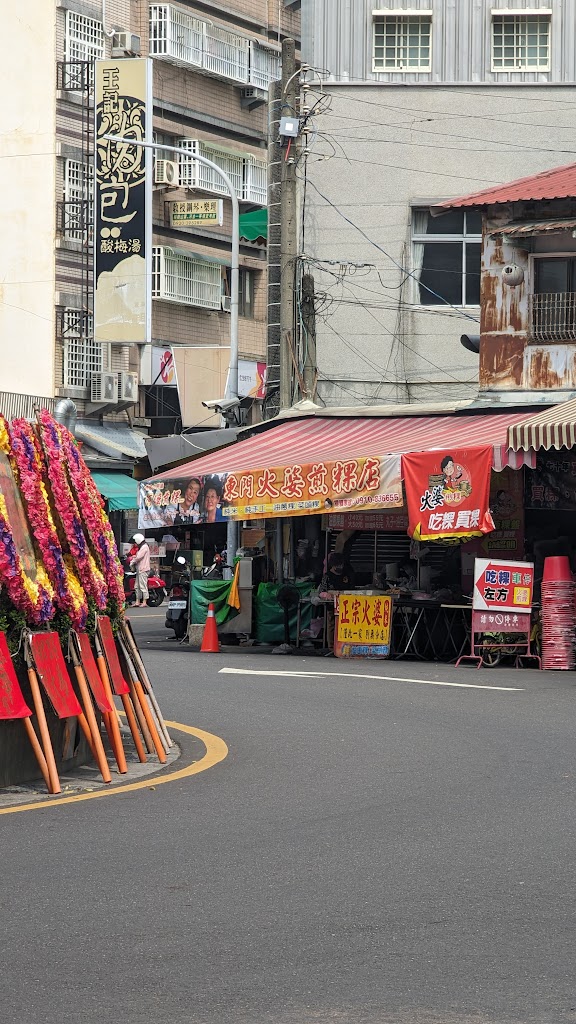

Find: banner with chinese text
<box><xmin>139</xmin><ymin>455</ymin><xmax>403</xmax><ymax>526</ymax></box>
<box><xmin>94</xmin><ymin>59</ymin><xmax>151</xmax><ymax>345</ymax></box>
<box><xmin>222</xmin><ymin>454</ymin><xmax>402</xmax><ymax>521</ymax></box>
<box><xmin>402</xmin><ymin>447</ymin><xmax>494</xmax><ymax>542</ymax></box>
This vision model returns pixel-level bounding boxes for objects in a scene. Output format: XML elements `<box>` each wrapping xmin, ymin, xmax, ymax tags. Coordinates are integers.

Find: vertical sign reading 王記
<box><xmin>94</xmin><ymin>59</ymin><xmax>152</xmax><ymax>345</ymax></box>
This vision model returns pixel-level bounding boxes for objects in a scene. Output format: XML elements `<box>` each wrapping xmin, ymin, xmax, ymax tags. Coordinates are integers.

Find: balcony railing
<box><xmin>57</xmin><ymin>199</ymin><xmax>92</xmax><ymax>242</ymax></box>
<box><xmin>530</xmin><ymin>292</ymin><xmax>576</xmax><ymax>342</ymax></box>
<box><xmin>149</xmin><ymin>4</ymin><xmax>280</xmax><ymax>88</ymax></box>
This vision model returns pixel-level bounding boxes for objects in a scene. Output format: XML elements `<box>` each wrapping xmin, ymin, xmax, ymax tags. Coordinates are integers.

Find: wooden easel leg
<box><xmin>96</xmin><ymin>655</ymin><xmax>127</xmax><ymax>774</ymax></box>
<box><xmin>127</xmin><ymin>680</ymin><xmax>153</xmax><ymax>754</ymax></box>
<box><xmin>73</xmin><ymin>665</ymin><xmax>112</xmax><ymax>783</ymax></box>
<box><xmin>27</xmin><ymin>667</ymin><xmax>61</xmax><ymax>795</ymax></box>
<box><xmin>121</xmin><ymin>623</ymin><xmax>172</xmax><ymax>748</ymax></box>
<box><xmin>119</xmin><ymin>692</ymin><xmax>147</xmax><ymax>763</ymax></box>
<box><xmin>132</xmin><ymin>680</ymin><xmax>167</xmax><ymax>763</ymax></box>
<box><xmin>22</xmin><ymin>717</ymin><xmax>51</xmax><ymax>792</ymax></box>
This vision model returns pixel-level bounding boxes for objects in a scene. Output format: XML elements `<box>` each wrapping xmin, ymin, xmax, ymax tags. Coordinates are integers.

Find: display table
<box><xmin>392</xmin><ymin>600</ymin><xmax>471</xmax><ymax>662</ymax></box>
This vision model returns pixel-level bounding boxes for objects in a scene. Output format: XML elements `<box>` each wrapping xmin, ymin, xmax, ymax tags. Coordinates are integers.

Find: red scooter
<box><xmin>123</xmin><ymin>565</ymin><xmax>167</xmax><ymax>607</ymax></box>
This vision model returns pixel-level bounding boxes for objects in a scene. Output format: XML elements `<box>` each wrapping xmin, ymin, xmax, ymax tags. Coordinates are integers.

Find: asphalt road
<box><xmin>2</xmin><ymin>605</ymin><xmax>576</xmax><ymax>1024</ymax></box>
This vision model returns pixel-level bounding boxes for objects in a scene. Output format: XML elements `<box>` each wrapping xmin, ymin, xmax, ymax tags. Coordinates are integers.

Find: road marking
<box><xmin>219</xmin><ymin>666</ymin><xmax>523</xmax><ymax>692</ymax></box>
<box><xmin>0</xmin><ymin>721</ymin><xmax>228</xmax><ymax>815</ymax></box>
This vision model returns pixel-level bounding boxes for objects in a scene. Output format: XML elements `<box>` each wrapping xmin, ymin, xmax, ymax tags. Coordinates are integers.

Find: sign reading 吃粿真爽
<box><xmin>402</xmin><ymin>446</ymin><xmax>494</xmax><ymax>542</ymax></box>
<box><xmin>473</xmin><ymin>558</ymin><xmax>534</xmax><ymax>614</ymax></box>
<box><xmin>94</xmin><ymin>58</ymin><xmax>152</xmax><ymax>346</ymax></box>
<box><xmin>169</xmin><ymin>200</ymin><xmax>223</xmax><ymax>228</ymax></box>
<box><xmin>336</xmin><ymin>594</ymin><xmax>393</xmax><ymax>647</ymax></box>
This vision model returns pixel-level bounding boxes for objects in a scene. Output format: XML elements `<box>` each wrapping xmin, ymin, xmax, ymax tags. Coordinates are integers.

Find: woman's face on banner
<box><xmin>204</xmin><ymin>487</ymin><xmax>219</xmax><ymax>513</ymax></box>
<box><xmin>185</xmin><ymin>479</ymin><xmax>200</xmax><ymax>505</ymax></box>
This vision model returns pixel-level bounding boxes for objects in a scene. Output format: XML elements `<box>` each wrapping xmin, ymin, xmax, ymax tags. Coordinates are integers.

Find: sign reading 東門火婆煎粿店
<box><xmin>94</xmin><ymin>59</ymin><xmax>152</xmax><ymax>346</ymax></box>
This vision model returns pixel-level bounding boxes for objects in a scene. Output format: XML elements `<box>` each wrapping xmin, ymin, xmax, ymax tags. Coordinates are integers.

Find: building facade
<box><xmin>1</xmin><ymin>1</ymin><xmax>299</xmax><ymax>432</ymax></box>
<box><xmin>300</xmin><ymin>0</ymin><xmax>576</xmax><ymax>407</ymax></box>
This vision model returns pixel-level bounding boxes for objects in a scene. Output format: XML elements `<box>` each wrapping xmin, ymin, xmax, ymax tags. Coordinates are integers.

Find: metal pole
<box><xmin>102</xmin><ymin>134</ymin><xmax>239</xmax><ymax>571</ymax></box>
<box><xmin>280</xmin><ymin>39</ymin><xmax>298</xmax><ymax>411</ymax></box>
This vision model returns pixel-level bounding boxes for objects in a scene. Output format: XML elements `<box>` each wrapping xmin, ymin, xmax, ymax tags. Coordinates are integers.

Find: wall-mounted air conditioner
<box><xmin>91</xmin><ymin>372</ymin><xmax>118</xmax><ymax>404</ymax></box>
<box><xmin>111</xmin><ymin>32</ymin><xmax>141</xmax><ymax>57</ymax></box>
<box><xmin>118</xmin><ymin>371</ymin><xmax>139</xmax><ymax>404</ymax></box>
<box><xmin>155</xmin><ymin>160</ymin><xmax>179</xmax><ymax>187</ymax></box>
<box><xmin>221</xmin><ymin>295</ymin><xmax>231</xmax><ymax>313</ymax></box>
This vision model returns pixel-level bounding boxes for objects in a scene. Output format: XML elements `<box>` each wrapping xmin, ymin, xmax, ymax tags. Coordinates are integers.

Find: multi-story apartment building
<box><xmin>2</xmin><ymin>1</ymin><xmax>299</xmax><ymax>442</ymax></box>
<box><xmin>300</xmin><ymin>0</ymin><xmax>576</xmax><ymax>408</ymax></box>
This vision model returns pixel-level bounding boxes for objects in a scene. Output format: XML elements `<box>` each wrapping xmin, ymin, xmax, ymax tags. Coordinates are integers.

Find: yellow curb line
<box><xmin>0</xmin><ymin>720</ymin><xmax>228</xmax><ymax>815</ymax></box>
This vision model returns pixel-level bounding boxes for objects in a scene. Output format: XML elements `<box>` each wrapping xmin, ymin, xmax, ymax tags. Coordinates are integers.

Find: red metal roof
<box><xmin>437</xmin><ymin>162</ymin><xmax>576</xmax><ymax>211</ymax></box>
<box><xmin>149</xmin><ymin>412</ymin><xmax>535</xmax><ymax>484</ymax></box>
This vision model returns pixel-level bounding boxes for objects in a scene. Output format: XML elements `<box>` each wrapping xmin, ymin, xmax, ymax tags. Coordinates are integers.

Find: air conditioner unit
<box><xmin>155</xmin><ymin>160</ymin><xmax>179</xmax><ymax>187</ymax></box>
<box><xmin>111</xmin><ymin>31</ymin><xmax>141</xmax><ymax>57</ymax></box>
<box><xmin>91</xmin><ymin>372</ymin><xmax>118</xmax><ymax>404</ymax></box>
<box><xmin>118</xmin><ymin>371</ymin><xmax>139</xmax><ymax>404</ymax></box>
<box><xmin>240</xmin><ymin>86</ymin><xmax>267</xmax><ymax>111</ymax></box>
<box><xmin>221</xmin><ymin>295</ymin><xmax>231</xmax><ymax>313</ymax></box>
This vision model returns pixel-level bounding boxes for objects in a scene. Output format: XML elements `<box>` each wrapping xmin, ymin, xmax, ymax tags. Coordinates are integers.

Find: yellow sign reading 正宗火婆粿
<box><xmin>336</xmin><ymin>594</ymin><xmax>393</xmax><ymax>645</ymax></box>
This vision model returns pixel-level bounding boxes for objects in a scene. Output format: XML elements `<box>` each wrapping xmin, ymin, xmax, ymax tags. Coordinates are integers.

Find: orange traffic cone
<box><xmin>200</xmin><ymin>603</ymin><xmax>220</xmax><ymax>653</ymax></box>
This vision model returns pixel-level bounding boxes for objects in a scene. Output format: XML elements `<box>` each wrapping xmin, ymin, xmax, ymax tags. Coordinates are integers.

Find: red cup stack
<box><xmin>541</xmin><ymin>556</ymin><xmax>575</xmax><ymax>670</ymax></box>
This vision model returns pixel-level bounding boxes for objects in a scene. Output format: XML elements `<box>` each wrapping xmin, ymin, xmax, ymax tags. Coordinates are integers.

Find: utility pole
<box><xmin>279</xmin><ymin>37</ymin><xmax>299</xmax><ymax>412</ymax></box>
<box><xmin>266</xmin><ymin>79</ymin><xmax>282</xmax><ymax>420</ymax></box>
<box><xmin>301</xmin><ymin>272</ymin><xmax>317</xmax><ymax>400</ymax></box>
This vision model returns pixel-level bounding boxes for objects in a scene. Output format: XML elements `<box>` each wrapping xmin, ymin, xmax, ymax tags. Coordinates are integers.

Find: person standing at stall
<box><xmin>321</xmin><ymin>552</ymin><xmax>356</xmax><ymax>647</ymax></box>
<box><xmin>129</xmin><ymin>533</ymin><xmax>151</xmax><ymax>607</ymax></box>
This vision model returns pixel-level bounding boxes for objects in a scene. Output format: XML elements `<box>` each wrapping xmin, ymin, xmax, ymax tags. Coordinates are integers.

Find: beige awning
<box><xmin>507</xmin><ymin>398</ymin><xmax>576</xmax><ymax>452</ymax></box>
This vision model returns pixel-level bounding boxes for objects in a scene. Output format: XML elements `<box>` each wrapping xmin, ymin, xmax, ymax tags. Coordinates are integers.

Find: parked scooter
<box><xmin>201</xmin><ymin>548</ymin><xmax>233</xmax><ymax>580</ymax></box>
<box><xmin>165</xmin><ymin>555</ymin><xmax>192</xmax><ymax>639</ymax></box>
<box><xmin>123</xmin><ymin>563</ymin><xmax>167</xmax><ymax>607</ymax></box>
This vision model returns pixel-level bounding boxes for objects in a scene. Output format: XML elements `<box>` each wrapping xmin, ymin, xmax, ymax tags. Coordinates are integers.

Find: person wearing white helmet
<box><xmin>129</xmin><ymin>533</ymin><xmax>151</xmax><ymax>607</ymax></box>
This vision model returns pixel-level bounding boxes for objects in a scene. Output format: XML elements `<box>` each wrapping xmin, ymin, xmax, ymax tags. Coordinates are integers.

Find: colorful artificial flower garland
<box><xmin>0</xmin><ymin>418</ymin><xmax>55</xmax><ymax>625</ymax></box>
<box><xmin>58</xmin><ymin>422</ymin><xmax>125</xmax><ymax>605</ymax></box>
<box><xmin>37</xmin><ymin>411</ymin><xmax>108</xmax><ymax>611</ymax></box>
<box><xmin>8</xmin><ymin>417</ymin><xmax>88</xmax><ymax>628</ymax></box>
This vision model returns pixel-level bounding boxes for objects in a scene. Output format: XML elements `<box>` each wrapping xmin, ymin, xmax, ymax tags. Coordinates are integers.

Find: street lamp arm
<box><xmin>102</xmin><ymin>133</ymin><xmax>239</xmax><ymax>572</ymax></box>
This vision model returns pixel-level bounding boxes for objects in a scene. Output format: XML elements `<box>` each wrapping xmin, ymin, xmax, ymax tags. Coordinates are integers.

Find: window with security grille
<box><xmin>62</xmin><ymin>310</ymin><xmax>102</xmax><ymax>390</ymax></box>
<box><xmin>63</xmin><ymin>160</ymin><xmax>94</xmax><ymax>241</ymax></box>
<box><xmin>412</xmin><ymin>209</ymin><xmax>482</xmax><ymax>307</ymax></box>
<box><xmin>491</xmin><ymin>14</ymin><xmax>550</xmax><ymax>72</ymax></box>
<box><xmin>373</xmin><ymin>14</ymin><xmax>432</xmax><ymax>72</ymax></box>
<box><xmin>65</xmin><ymin>11</ymin><xmax>105</xmax><ymax>63</ymax></box>
<box><xmin>151</xmin><ymin>247</ymin><xmax>222</xmax><ymax>309</ymax></box>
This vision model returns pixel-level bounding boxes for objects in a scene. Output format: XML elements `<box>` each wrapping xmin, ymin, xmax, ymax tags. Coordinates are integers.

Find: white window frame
<box><xmin>65</xmin><ymin>10</ymin><xmax>105</xmax><ymax>63</ymax></box>
<box><xmin>372</xmin><ymin>11</ymin><xmax>432</xmax><ymax>73</ymax></box>
<box><xmin>62</xmin><ymin>310</ymin><xmax>101</xmax><ymax>391</ymax></box>
<box><xmin>491</xmin><ymin>12</ymin><xmax>551</xmax><ymax>73</ymax></box>
<box><xmin>412</xmin><ymin>208</ymin><xmax>482</xmax><ymax>308</ymax></box>
<box><xmin>151</xmin><ymin>246</ymin><xmax>222</xmax><ymax>309</ymax></box>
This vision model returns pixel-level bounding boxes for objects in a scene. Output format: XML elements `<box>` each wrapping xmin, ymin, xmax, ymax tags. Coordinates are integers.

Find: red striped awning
<box><xmin>507</xmin><ymin>397</ymin><xmax>576</xmax><ymax>452</ymax></box>
<box><xmin>149</xmin><ymin>412</ymin><xmax>535</xmax><ymax>483</ymax></box>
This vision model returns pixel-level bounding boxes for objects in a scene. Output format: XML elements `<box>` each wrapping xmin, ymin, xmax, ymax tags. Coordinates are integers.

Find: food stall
<box><xmin>139</xmin><ymin>408</ymin><xmax>536</xmax><ymax>657</ymax></box>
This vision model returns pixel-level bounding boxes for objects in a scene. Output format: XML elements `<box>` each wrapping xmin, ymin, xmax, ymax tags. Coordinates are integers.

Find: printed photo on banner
<box><xmin>402</xmin><ymin>447</ymin><xmax>494</xmax><ymax>542</ymax></box>
<box><xmin>139</xmin><ymin>475</ymin><xmax>228</xmax><ymax>529</ymax></box>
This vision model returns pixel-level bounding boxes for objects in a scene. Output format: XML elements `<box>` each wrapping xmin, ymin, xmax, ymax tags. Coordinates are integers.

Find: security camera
<box><xmin>202</xmin><ymin>397</ymin><xmax>241</xmax><ymax>412</ymax></box>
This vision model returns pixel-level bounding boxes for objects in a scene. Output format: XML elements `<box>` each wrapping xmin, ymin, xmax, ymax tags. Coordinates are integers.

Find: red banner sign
<box><xmin>402</xmin><ymin>446</ymin><xmax>494</xmax><ymax>542</ymax></box>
